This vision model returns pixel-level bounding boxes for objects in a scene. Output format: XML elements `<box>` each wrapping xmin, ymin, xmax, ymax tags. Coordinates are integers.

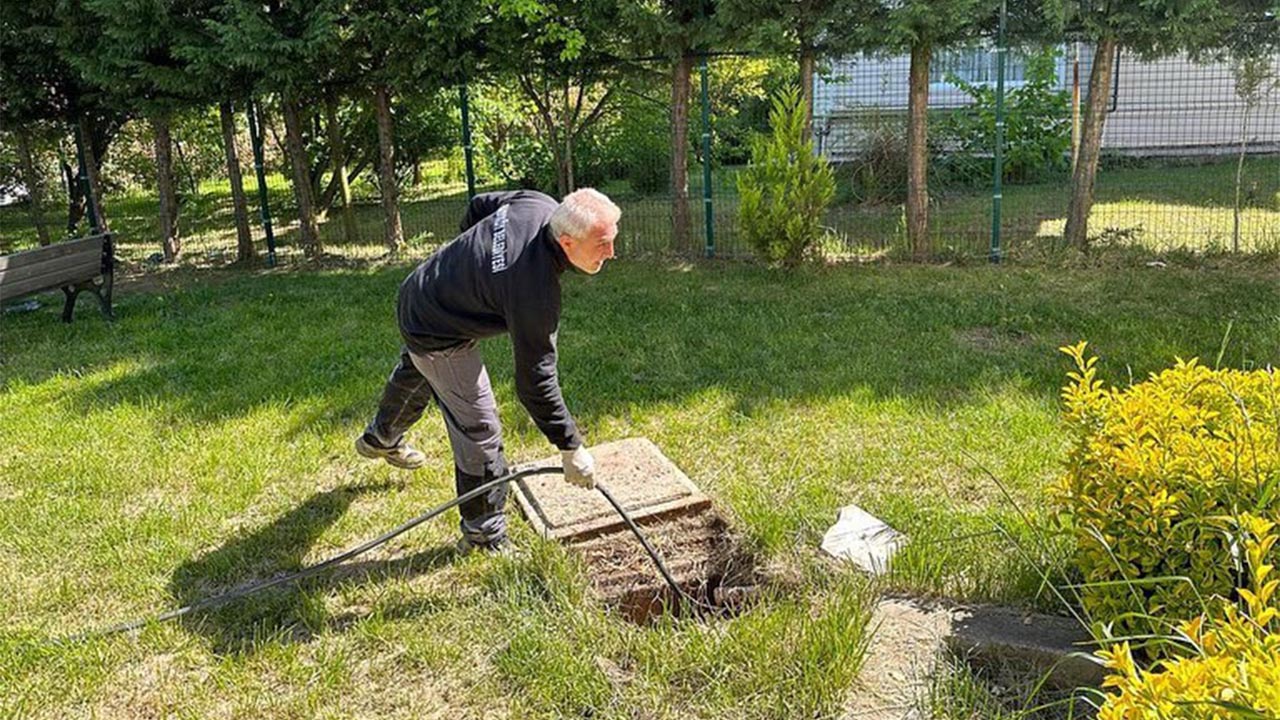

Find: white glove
<box><xmin>561</xmin><ymin>446</ymin><xmax>596</xmax><ymax>490</ymax></box>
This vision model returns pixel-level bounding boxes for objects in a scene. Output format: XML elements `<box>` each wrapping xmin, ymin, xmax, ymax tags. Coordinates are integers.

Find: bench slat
<box><xmin>0</xmin><ymin>235</ymin><xmax>106</xmax><ymax>272</ymax></box>
<box><xmin>0</xmin><ymin>245</ymin><xmax>103</xmax><ymax>285</ymax></box>
<box><xmin>0</xmin><ymin>257</ymin><xmax>103</xmax><ymax>301</ymax></box>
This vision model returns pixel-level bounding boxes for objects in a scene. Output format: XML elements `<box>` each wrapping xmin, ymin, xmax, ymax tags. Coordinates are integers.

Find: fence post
<box><xmin>1071</xmin><ymin>41</ymin><xmax>1081</xmax><ymax>171</ymax></box>
<box><xmin>73</xmin><ymin>121</ymin><xmax>100</xmax><ymax>234</ymax></box>
<box><xmin>460</xmin><ymin>84</ymin><xmax>477</xmax><ymax>200</ymax></box>
<box><xmin>990</xmin><ymin>0</ymin><xmax>1007</xmax><ymax>264</ymax></box>
<box><xmin>700</xmin><ymin>55</ymin><xmax>714</xmax><ymax>258</ymax></box>
<box><xmin>246</xmin><ymin>99</ymin><xmax>277</xmax><ymax>267</ymax></box>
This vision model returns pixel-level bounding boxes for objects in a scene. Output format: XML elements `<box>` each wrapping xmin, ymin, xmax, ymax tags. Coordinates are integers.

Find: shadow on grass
<box><xmin>4</xmin><ymin>259</ymin><xmax>1279</xmax><ymax>444</ymax></box>
<box><xmin>168</xmin><ymin>481</ymin><xmax>461</xmax><ymax>655</ymax></box>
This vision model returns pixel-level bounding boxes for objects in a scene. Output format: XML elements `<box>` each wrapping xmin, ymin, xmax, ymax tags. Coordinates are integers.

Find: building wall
<box><xmin>1102</xmin><ymin>53</ymin><xmax>1280</xmax><ymax>154</ymax></box>
<box><xmin>813</xmin><ymin>48</ymin><xmax>1280</xmax><ymax>160</ymax></box>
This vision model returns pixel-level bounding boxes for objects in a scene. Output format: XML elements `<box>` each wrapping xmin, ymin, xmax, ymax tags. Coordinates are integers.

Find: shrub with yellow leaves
<box><xmin>1097</xmin><ymin>515</ymin><xmax>1280</xmax><ymax>719</ymax></box>
<box><xmin>1054</xmin><ymin>341</ymin><xmax>1280</xmax><ymax>641</ymax></box>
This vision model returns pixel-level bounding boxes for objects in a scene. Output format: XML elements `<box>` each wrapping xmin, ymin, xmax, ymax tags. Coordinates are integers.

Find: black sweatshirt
<box><xmin>396</xmin><ymin>190</ymin><xmax>581</xmax><ymax>450</ymax></box>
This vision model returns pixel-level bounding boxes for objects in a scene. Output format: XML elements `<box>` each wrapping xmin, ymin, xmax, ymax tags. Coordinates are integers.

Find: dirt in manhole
<box><xmin>570</xmin><ymin>508</ymin><xmax>768</xmax><ymax>623</ymax></box>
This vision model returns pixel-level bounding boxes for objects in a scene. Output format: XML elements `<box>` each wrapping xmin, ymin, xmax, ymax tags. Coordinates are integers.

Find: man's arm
<box><xmin>460</xmin><ymin>191</ymin><xmax>523</xmax><ymax>233</ymax></box>
<box><xmin>507</xmin><ymin>294</ymin><xmax>582</xmax><ymax>451</ymax></box>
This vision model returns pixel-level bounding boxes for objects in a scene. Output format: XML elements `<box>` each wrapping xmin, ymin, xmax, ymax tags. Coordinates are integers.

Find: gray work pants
<box><xmin>365</xmin><ymin>341</ymin><xmax>509</xmax><ymax>544</ymax></box>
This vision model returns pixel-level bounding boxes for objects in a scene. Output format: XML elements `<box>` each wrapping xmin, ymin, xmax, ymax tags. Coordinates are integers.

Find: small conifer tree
<box><xmin>737</xmin><ymin>85</ymin><xmax>835</xmax><ymax>266</ymax></box>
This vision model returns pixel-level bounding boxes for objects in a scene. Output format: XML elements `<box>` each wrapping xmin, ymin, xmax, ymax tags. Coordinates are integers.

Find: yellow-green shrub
<box><xmin>1097</xmin><ymin>515</ymin><xmax>1280</xmax><ymax>719</ymax></box>
<box><xmin>1054</xmin><ymin>342</ymin><xmax>1280</xmax><ymax>639</ymax></box>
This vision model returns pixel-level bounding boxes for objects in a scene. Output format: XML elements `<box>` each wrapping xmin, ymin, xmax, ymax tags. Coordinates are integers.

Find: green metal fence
<box><xmin>810</xmin><ymin>35</ymin><xmax>1280</xmax><ymax>260</ymax></box>
<box><xmin>2</xmin><ymin>38</ymin><xmax>1277</xmax><ymax>269</ymax></box>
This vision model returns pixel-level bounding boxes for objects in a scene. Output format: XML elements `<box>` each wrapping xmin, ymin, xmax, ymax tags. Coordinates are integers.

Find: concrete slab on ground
<box><xmin>947</xmin><ymin>605</ymin><xmax>1105</xmax><ymax>689</ymax></box>
<box><xmin>844</xmin><ymin>597</ymin><xmax>952</xmax><ymax>720</ymax></box>
<box><xmin>842</xmin><ymin>599</ymin><xmax>1103</xmax><ymax>719</ymax></box>
<box><xmin>513</xmin><ymin>437</ymin><xmax>710</xmax><ymax>542</ymax></box>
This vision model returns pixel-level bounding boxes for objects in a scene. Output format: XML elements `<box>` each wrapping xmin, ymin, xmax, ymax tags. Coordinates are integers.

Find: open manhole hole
<box><xmin>574</xmin><ymin>511</ymin><xmax>763</xmax><ymax>623</ymax></box>
<box><xmin>515</xmin><ymin>437</ymin><xmax>767</xmax><ymax>623</ymax></box>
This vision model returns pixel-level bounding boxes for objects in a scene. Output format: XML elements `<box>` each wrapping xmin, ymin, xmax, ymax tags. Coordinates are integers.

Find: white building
<box><xmin>813</xmin><ymin>45</ymin><xmax>1280</xmax><ymax>161</ymax></box>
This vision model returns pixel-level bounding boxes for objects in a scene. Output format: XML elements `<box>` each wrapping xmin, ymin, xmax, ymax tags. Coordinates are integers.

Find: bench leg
<box><xmin>96</xmin><ymin>271</ymin><xmax>115</xmax><ymax>321</ymax></box>
<box><xmin>61</xmin><ymin>286</ymin><xmax>81</xmax><ymax>323</ymax></box>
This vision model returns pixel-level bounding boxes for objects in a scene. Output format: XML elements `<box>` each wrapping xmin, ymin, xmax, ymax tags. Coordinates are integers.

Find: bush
<box><xmin>737</xmin><ymin>85</ymin><xmax>836</xmax><ymax>267</ymax></box>
<box><xmin>1053</xmin><ymin>342</ymin><xmax>1280</xmax><ymax>642</ymax></box>
<box><xmin>935</xmin><ymin>48</ymin><xmax>1071</xmax><ymax>185</ymax></box>
<box><xmin>473</xmin><ymin>85</ymin><xmax>558</xmax><ymax>192</ymax></box>
<box><xmin>473</xmin><ymin>82</ymin><xmax>672</xmax><ymax>196</ymax></box>
<box><xmin>583</xmin><ymin>93</ymin><xmax>670</xmax><ymax>195</ymax></box>
<box><xmin>1097</xmin><ymin>514</ymin><xmax>1280</xmax><ymax>719</ymax></box>
<box><xmin>708</xmin><ymin>56</ymin><xmax>798</xmax><ymax>166</ymax></box>
<box><xmin>834</xmin><ymin>113</ymin><xmax>909</xmax><ymax>206</ymax></box>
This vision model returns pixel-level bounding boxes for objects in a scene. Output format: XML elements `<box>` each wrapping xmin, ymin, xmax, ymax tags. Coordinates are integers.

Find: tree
<box><xmin>738</xmin><ymin>85</ymin><xmax>835</xmax><ymax>266</ymax></box>
<box><xmin>346</xmin><ymin>0</ymin><xmax>482</xmax><ymax>252</ymax></box>
<box><xmin>0</xmin><ymin>2</ymin><xmax>62</xmax><ymax>245</ymax></box>
<box><xmin>3</xmin><ymin>1</ymin><xmax>124</xmax><ymax>237</ymax></box>
<box><xmin>1226</xmin><ymin>17</ymin><xmax>1279</xmax><ymax>252</ymax></box>
<box><xmin>218</xmin><ymin>100</ymin><xmax>256</xmax><ymax>261</ymax></box>
<box><xmin>206</xmin><ymin>0</ymin><xmax>344</xmax><ymax>256</ymax></box>
<box><xmin>12</xmin><ymin>129</ymin><xmax>52</xmax><ymax>245</ymax></box>
<box><xmin>325</xmin><ymin>0</ymin><xmax>481</xmax><ymax>252</ymax></box>
<box><xmin>624</xmin><ymin>0</ymin><xmax>725</xmax><ymax>253</ymax></box>
<box><xmin>879</xmin><ymin>0</ymin><xmax>1000</xmax><ymax>260</ymax></box>
<box><xmin>371</xmin><ymin>84</ymin><xmax>403</xmax><ymax>251</ymax></box>
<box><xmin>722</xmin><ymin>0</ymin><xmax>876</xmax><ymax>143</ymax></box>
<box><xmin>66</xmin><ymin>0</ymin><xmax>216</xmax><ymax>261</ymax></box>
<box><xmin>1061</xmin><ymin>0</ymin><xmax>1252</xmax><ymax>251</ymax></box>
<box><xmin>187</xmin><ymin>0</ymin><xmax>372</xmax><ymax>258</ymax></box>
<box><xmin>323</xmin><ymin>94</ymin><xmax>359</xmax><ymax>246</ymax></box>
<box><xmin>179</xmin><ymin>16</ymin><xmax>261</xmax><ymax>261</ymax></box>
<box><xmin>484</xmin><ymin>0</ymin><xmax>633</xmax><ymax>197</ymax></box>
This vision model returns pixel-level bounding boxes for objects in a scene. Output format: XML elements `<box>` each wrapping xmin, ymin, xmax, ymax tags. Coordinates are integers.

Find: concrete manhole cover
<box><xmin>514</xmin><ymin>437</ymin><xmax>765</xmax><ymax>622</ymax></box>
<box><xmin>514</xmin><ymin>437</ymin><xmax>711</xmax><ymax>541</ymax></box>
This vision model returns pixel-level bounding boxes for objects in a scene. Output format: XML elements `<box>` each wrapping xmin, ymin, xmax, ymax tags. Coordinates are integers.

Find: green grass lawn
<box><xmin>2</xmin><ymin>258</ymin><xmax>1279</xmax><ymax>717</ymax></box>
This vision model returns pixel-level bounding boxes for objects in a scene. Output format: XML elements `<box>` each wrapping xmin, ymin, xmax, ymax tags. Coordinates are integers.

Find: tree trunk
<box><xmin>1064</xmin><ymin>37</ymin><xmax>1117</xmax><ymax>252</ymax></box>
<box><xmin>411</xmin><ymin>159</ymin><xmax>422</xmax><ymax>187</ymax></box>
<box><xmin>564</xmin><ymin>136</ymin><xmax>574</xmax><ymax>194</ymax></box>
<box><xmin>1233</xmin><ymin>101</ymin><xmax>1252</xmax><ymax>253</ymax></box>
<box><xmin>373</xmin><ymin>84</ymin><xmax>404</xmax><ymax>253</ymax></box>
<box><xmin>173</xmin><ymin>138</ymin><xmax>198</xmax><ymax>197</ymax></box>
<box><xmin>282</xmin><ymin>96</ymin><xmax>321</xmax><ymax>255</ymax></box>
<box><xmin>62</xmin><ymin>159</ymin><xmax>86</xmax><ymax>234</ymax></box>
<box><xmin>78</xmin><ymin>113</ymin><xmax>109</xmax><ymax>232</ymax></box>
<box><xmin>16</xmin><ymin>129</ymin><xmax>51</xmax><ymax>246</ymax></box>
<box><xmin>326</xmin><ymin>95</ymin><xmax>358</xmax><ymax>245</ymax></box>
<box><xmin>220</xmin><ymin>101</ymin><xmax>255</xmax><ymax>261</ymax></box>
<box><xmin>153</xmin><ymin>114</ymin><xmax>181</xmax><ymax>261</ymax></box>
<box><xmin>906</xmin><ymin>42</ymin><xmax>931</xmax><ymax>260</ymax></box>
<box><xmin>558</xmin><ymin>81</ymin><xmax>574</xmax><ymax>195</ymax></box>
<box><xmin>671</xmin><ymin>53</ymin><xmax>694</xmax><ymax>253</ymax></box>
<box><xmin>800</xmin><ymin>47</ymin><xmax>816</xmax><ymax>144</ymax></box>
<box><xmin>317</xmin><ymin>151</ymin><xmax>371</xmax><ymax>223</ymax></box>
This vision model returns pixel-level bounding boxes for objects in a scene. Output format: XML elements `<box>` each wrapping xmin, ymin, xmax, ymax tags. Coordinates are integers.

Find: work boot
<box><xmin>355</xmin><ymin>433</ymin><xmax>427</xmax><ymax>470</ymax></box>
<box><xmin>455</xmin><ymin>535</ymin><xmax>514</xmax><ymax>557</ymax></box>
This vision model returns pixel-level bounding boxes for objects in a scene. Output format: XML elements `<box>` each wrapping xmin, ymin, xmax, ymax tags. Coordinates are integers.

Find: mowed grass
<box><xmin>2</xmin><ymin>258</ymin><xmax>1280</xmax><ymax>717</ymax></box>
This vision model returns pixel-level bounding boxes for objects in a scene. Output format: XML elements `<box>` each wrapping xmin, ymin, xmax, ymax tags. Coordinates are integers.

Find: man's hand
<box><xmin>561</xmin><ymin>446</ymin><xmax>596</xmax><ymax>490</ymax></box>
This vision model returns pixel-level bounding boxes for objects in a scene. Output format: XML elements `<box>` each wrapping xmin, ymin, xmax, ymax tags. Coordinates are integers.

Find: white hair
<box><xmin>549</xmin><ymin>188</ymin><xmax>620</xmax><ymax>240</ymax></box>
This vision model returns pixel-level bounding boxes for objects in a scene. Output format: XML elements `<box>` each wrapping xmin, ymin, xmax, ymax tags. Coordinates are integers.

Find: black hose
<box><xmin>595</xmin><ymin>481</ymin><xmax>716</xmax><ymax>614</ymax></box>
<box><xmin>64</xmin><ymin>466</ymin><xmax>704</xmax><ymax>642</ymax></box>
<box><xmin>67</xmin><ymin>466</ymin><xmax>564</xmax><ymax>642</ymax></box>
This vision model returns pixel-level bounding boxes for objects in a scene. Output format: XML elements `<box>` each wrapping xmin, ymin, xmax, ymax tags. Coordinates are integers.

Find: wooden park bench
<box><xmin>0</xmin><ymin>233</ymin><xmax>116</xmax><ymax>323</ymax></box>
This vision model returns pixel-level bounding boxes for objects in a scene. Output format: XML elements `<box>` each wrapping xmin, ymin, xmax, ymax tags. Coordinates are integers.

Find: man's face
<box><xmin>559</xmin><ymin>220</ymin><xmax>617</xmax><ymax>275</ymax></box>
